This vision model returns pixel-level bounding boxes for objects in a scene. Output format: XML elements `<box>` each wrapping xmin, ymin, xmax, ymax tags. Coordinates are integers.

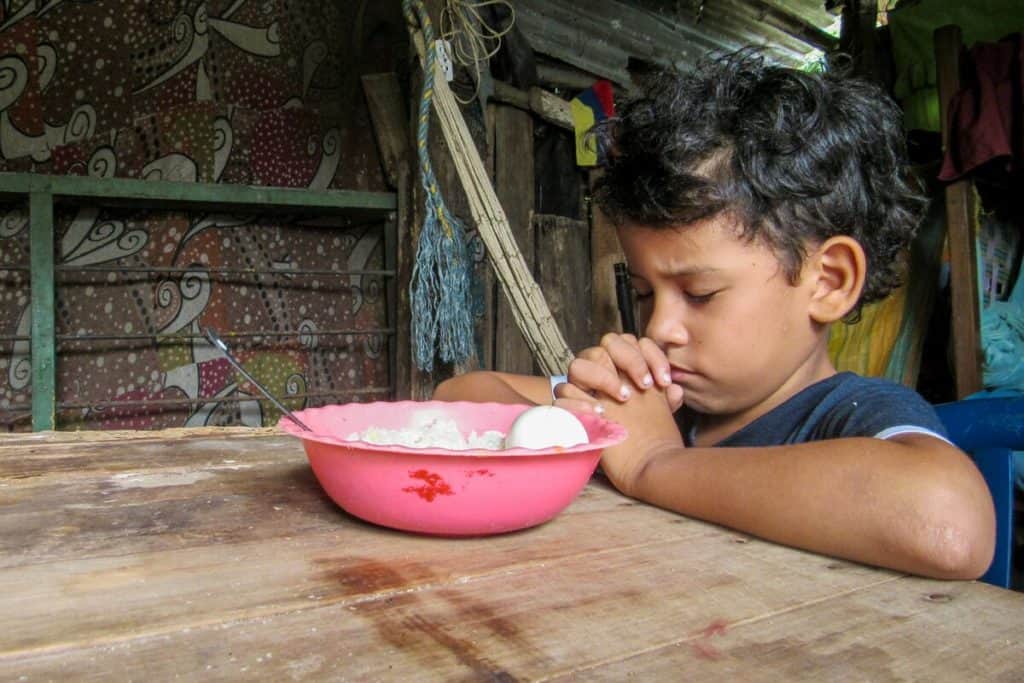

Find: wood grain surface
<box><xmin>1</xmin><ymin>429</ymin><xmax>1021</xmax><ymax>681</ymax></box>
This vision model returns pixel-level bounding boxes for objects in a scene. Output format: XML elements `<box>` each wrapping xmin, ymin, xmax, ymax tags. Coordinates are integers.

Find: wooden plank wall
<box><xmin>536</xmin><ymin>214</ymin><xmax>592</xmax><ymax>352</ymax></box>
<box><xmin>492</xmin><ymin>104</ymin><xmax>537</xmax><ymax>375</ymax></box>
<box><xmin>590</xmin><ymin>172</ymin><xmax>627</xmax><ymax>340</ymax></box>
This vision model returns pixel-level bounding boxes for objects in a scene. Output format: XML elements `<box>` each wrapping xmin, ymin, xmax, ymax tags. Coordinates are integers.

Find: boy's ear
<box><xmin>806</xmin><ymin>236</ymin><xmax>866</xmax><ymax>323</ymax></box>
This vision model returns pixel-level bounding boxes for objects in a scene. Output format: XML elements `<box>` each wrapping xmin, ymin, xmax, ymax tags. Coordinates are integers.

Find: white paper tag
<box><xmin>434</xmin><ymin>39</ymin><xmax>454</xmax><ymax>82</ymax></box>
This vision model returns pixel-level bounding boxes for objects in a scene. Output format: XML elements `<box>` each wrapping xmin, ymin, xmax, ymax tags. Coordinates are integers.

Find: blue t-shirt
<box><xmin>690</xmin><ymin>372</ymin><xmax>949</xmax><ymax>447</ymax></box>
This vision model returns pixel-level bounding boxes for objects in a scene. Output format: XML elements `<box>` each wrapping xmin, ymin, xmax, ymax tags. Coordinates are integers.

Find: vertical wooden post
<box><xmin>361</xmin><ymin>72</ymin><xmax>419</xmax><ymax>399</ymax></box>
<box><xmin>934</xmin><ymin>24</ymin><xmax>983</xmax><ymax>398</ymax></box>
<box><xmin>492</xmin><ymin>103</ymin><xmax>536</xmax><ymax>374</ymax></box>
<box><xmin>535</xmin><ymin>214</ymin><xmax>591</xmax><ymax>350</ymax></box>
<box><xmin>839</xmin><ymin>0</ymin><xmax>888</xmax><ymax>87</ymax></box>
<box><xmin>29</xmin><ymin>185</ymin><xmax>56</xmax><ymax>431</ymax></box>
<box><xmin>589</xmin><ymin>171</ymin><xmax>626</xmax><ymax>338</ymax></box>
<box><xmin>394</xmin><ymin>166</ymin><xmax>423</xmax><ymax>399</ymax></box>
<box><xmin>382</xmin><ymin>210</ymin><xmax>399</xmax><ymax>399</ymax></box>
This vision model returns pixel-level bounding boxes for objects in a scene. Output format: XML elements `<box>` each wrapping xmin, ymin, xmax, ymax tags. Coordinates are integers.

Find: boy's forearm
<box><xmin>432</xmin><ymin>372</ymin><xmax>552</xmax><ymax>406</ymax></box>
<box><xmin>621</xmin><ymin>436</ymin><xmax>995</xmax><ymax>580</ymax></box>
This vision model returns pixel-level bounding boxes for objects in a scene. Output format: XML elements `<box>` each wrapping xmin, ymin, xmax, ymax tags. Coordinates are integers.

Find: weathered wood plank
<box><xmin>0</xmin><ymin>172</ymin><xmax>397</xmax><ymax>214</ymax></box>
<box><xmin>493</xmin><ymin>104</ymin><xmax>537</xmax><ymax>374</ymax></box>
<box><xmin>491</xmin><ymin>79</ymin><xmax>573</xmax><ymax>131</ymax></box>
<box><xmin>839</xmin><ymin>0</ymin><xmax>888</xmax><ymax>86</ymax></box>
<box><xmin>0</xmin><ymin>433</ymin><xmax>661</xmax><ymax>570</ymax></box>
<box><xmin>934</xmin><ymin>25</ymin><xmax>982</xmax><ymax>398</ymax></box>
<box><xmin>2</xmin><ymin>528</ymin><xmax>901</xmax><ymax>680</ymax></box>
<box><xmin>0</xmin><ymin>503</ymin><xmax>719</xmax><ymax>654</ymax></box>
<box><xmin>361</xmin><ymin>72</ymin><xmax>416</xmax><ymax>400</ymax></box>
<box><xmin>0</xmin><ymin>429</ymin><xmax>289</xmax><ymax>473</ymax></box>
<box><xmin>536</xmin><ymin>213</ymin><xmax>592</xmax><ymax>351</ymax></box>
<box><xmin>361</xmin><ymin>73</ymin><xmax>409</xmax><ymax>189</ymax></box>
<box><xmin>29</xmin><ymin>187</ymin><xmax>56</xmax><ymax>432</ymax></box>
<box><xmin>589</xmin><ymin>171</ymin><xmax>627</xmax><ymax>337</ymax></box>
<box><xmin>562</xmin><ymin>578</ymin><xmax>1024</xmax><ymax>681</ymax></box>
<box><xmin>4</xmin><ymin>431</ymin><xmax>1024</xmax><ymax>681</ymax></box>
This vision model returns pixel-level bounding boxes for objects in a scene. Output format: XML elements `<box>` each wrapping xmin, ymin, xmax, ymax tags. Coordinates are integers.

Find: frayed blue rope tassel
<box><xmin>404</xmin><ymin>0</ymin><xmax>475</xmax><ymax>372</ymax></box>
<box><xmin>411</xmin><ymin>206</ymin><xmax>474</xmax><ymax>372</ymax></box>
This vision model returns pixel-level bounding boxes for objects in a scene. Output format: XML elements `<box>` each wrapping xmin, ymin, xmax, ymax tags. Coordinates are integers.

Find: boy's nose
<box><xmin>644</xmin><ymin>302</ymin><xmax>689</xmax><ymax>348</ymax></box>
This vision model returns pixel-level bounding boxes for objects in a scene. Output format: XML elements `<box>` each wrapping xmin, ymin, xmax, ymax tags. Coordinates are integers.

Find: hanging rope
<box><xmin>439</xmin><ymin>0</ymin><xmax>516</xmax><ymax>104</ymax></box>
<box><xmin>403</xmin><ymin>0</ymin><xmax>475</xmax><ymax>372</ymax></box>
<box><xmin>404</xmin><ymin>0</ymin><xmax>574</xmax><ymax>377</ymax></box>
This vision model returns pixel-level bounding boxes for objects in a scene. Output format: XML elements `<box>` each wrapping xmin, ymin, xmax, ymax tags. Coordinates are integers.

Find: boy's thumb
<box><xmin>667</xmin><ymin>384</ymin><xmax>685</xmax><ymax>412</ymax></box>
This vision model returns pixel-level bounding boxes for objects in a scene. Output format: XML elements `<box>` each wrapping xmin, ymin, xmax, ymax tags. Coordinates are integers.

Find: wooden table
<box><xmin>2</xmin><ymin>429</ymin><xmax>1022</xmax><ymax>680</ymax></box>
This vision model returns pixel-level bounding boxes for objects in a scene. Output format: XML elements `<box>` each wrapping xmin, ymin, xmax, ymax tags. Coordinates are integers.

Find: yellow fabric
<box><xmin>828</xmin><ymin>198</ymin><xmax>947</xmax><ymax>387</ymax></box>
<box><xmin>570</xmin><ymin>98</ymin><xmax>598</xmax><ymax>167</ymax></box>
<box><xmin>829</xmin><ymin>282</ymin><xmax>908</xmax><ymax>380</ymax></box>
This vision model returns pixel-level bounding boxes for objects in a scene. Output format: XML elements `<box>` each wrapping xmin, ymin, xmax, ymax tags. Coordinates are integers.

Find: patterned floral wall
<box><xmin>0</xmin><ymin>0</ymin><xmax>407</xmax><ymax>430</ymax></box>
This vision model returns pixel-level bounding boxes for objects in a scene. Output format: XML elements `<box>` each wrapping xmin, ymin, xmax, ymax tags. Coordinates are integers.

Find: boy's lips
<box><xmin>670</xmin><ymin>366</ymin><xmax>698</xmax><ymax>383</ymax></box>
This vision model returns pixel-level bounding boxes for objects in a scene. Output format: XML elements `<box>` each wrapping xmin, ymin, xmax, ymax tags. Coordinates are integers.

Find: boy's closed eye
<box><xmin>633</xmin><ymin>288</ymin><xmax>720</xmax><ymax>305</ymax></box>
<box><xmin>684</xmin><ymin>289</ymin><xmax>719</xmax><ymax>304</ymax></box>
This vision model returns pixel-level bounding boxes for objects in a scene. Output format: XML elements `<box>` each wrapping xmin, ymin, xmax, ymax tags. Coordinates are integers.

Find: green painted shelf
<box><xmin>0</xmin><ymin>173</ymin><xmax>398</xmax><ymax>431</ymax></box>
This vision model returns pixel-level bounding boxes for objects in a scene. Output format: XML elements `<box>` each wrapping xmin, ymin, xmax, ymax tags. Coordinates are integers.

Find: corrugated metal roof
<box><xmin>510</xmin><ymin>0</ymin><xmax>841</xmax><ymax>89</ymax></box>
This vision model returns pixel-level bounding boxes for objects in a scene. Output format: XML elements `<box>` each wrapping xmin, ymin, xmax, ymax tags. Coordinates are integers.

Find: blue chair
<box><xmin>933</xmin><ymin>397</ymin><xmax>1023</xmax><ymax>588</ymax></box>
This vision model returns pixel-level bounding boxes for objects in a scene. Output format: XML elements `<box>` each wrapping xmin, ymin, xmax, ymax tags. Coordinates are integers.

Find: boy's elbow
<box><xmin>431</xmin><ymin>375</ymin><xmax>459</xmax><ymax>401</ymax></box>
<box><xmin>918</xmin><ymin>521</ymin><xmax>994</xmax><ymax>580</ymax></box>
<box><xmin>906</xmin><ymin>487</ymin><xmax>996</xmax><ymax>580</ymax></box>
<box><xmin>432</xmin><ymin>372</ymin><xmax>485</xmax><ymax>401</ymax></box>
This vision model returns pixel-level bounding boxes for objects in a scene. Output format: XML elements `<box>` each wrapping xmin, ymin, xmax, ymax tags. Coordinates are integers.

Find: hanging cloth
<box><xmin>980</xmin><ymin>259</ymin><xmax>1024</xmax><ymax>392</ymax></box>
<box><xmin>938</xmin><ymin>33</ymin><xmax>1023</xmax><ymax>182</ymax></box>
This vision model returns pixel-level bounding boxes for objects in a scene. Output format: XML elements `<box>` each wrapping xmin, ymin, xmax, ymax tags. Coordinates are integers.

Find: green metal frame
<box><xmin>0</xmin><ymin>173</ymin><xmax>397</xmax><ymax>431</ymax></box>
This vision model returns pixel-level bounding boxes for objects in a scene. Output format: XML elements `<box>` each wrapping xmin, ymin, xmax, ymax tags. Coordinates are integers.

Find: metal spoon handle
<box><xmin>203</xmin><ymin>327</ymin><xmax>312</xmax><ymax>432</ymax></box>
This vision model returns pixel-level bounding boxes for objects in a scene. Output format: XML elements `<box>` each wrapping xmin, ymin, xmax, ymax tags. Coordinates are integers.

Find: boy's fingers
<box><xmin>637</xmin><ymin>337</ymin><xmax>672</xmax><ymax>387</ymax></box>
<box><xmin>599</xmin><ymin>335</ymin><xmax>651</xmax><ymax>396</ymax></box>
<box><xmin>553</xmin><ymin>397</ymin><xmax>605</xmax><ymax>416</ymax></box>
<box><xmin>618</xmin><ymin>333</ymin><xmax>639</xmax><ymax>346</ymax></box>
<box><xmin>599</xmin><ymin>332</ymin><xmax>636</xmax><ymax>347</ymax></box>
<box><xmin>666</xmin><ymin>384</ymin><xmax>685</xmax><ymax>412</ymax></box>
<box><xmin>553</xmin><ymin>381</ymin><xmax>594</xmax><ymax>402</ymax></box>
<box><xmin>567</xmin><ymin>356</ymin><xmax>626</xmax><ymax>402</ymax></box>
<box><xmin>576</xmin><ymin>345</ymin><xmax>615</xmax><ymax>370</ymax></box>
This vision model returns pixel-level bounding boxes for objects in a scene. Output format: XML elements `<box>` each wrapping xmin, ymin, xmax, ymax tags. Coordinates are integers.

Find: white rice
<box><xmin>346</xmin><ymin>411</ymin><xmax>505</xmax><ymax>450</ymax></box>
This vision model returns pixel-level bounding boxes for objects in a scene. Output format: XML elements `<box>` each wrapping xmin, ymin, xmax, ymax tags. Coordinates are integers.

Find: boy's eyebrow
<box><xmin>629</xmin><ymin>265</ymin><xmax>722</xmax><ymax>278</ymax></box>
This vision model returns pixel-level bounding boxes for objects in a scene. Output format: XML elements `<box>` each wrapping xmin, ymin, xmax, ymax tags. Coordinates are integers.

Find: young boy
<box><xmin>433</xmin><ymin>50</ymin><xmax>995</xmax><ymax>580</ymax></box>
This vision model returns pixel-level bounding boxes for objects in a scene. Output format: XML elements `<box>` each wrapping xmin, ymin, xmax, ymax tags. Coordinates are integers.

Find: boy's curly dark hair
<box><xmin>591</xmin><ymin>49</ymin><xmax>927</xmax><ymax>318</ymax></box>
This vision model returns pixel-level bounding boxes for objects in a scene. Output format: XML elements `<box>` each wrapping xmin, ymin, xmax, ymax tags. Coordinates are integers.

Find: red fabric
<box><xmin>938</xmin><ymin>34</ymin><xmax>1023</xmax><ymax>182</ymax></box>
<box><xmin>593</xmin><ymin>79</ymin><xmax>616</xmax><ymax>118</ymax></box>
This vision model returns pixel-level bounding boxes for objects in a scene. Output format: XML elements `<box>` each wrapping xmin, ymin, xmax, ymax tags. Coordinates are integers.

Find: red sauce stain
<box><xmin>700</xmin><ymin>619</ymin><xmax>729</xmax><ymax>638</ymax></box>
<box><xmin>402</xmin><ymin>470</ymin><xmax>454</xmax><ymax>501</ymax></box>
<box><xmin>465</xmin><ymin>469</ymin><xmax>495</xmax><ymax>478</ymax></box>
<box><xmin>690</xmin><ymin>619</ymin><xmax>728</xmax><ymax>660</ymax></box>
<box><xmin>691</xmin><ymin>639</ymin><xmax>723</xmax><ymax>660</ymax></box>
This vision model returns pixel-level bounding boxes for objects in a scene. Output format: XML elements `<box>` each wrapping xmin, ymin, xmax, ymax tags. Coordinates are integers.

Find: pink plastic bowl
<box><xmin>279</xmin><ymin>401</ymin><xmax>627</xmax><ymax>536</ymax></box>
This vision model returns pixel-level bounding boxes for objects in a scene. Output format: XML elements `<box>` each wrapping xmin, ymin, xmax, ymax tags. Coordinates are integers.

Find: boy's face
<box><xmin>618</xmin><ymin>214</ymin><xmax>836</xmax><ymax>421</ymax></box>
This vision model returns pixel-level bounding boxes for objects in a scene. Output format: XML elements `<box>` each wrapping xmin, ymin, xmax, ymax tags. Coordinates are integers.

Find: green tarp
<box><xmin>889</xmin><ymin>0</ymin><xmax>1024</xmax><ymax>131</ymax></box>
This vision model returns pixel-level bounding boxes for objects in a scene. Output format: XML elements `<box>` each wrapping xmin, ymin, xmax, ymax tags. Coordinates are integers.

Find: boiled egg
<box><xmin>504</xmin><ymin>405</ymin><xmax>589</xmax><ymax>450</ymax></box>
